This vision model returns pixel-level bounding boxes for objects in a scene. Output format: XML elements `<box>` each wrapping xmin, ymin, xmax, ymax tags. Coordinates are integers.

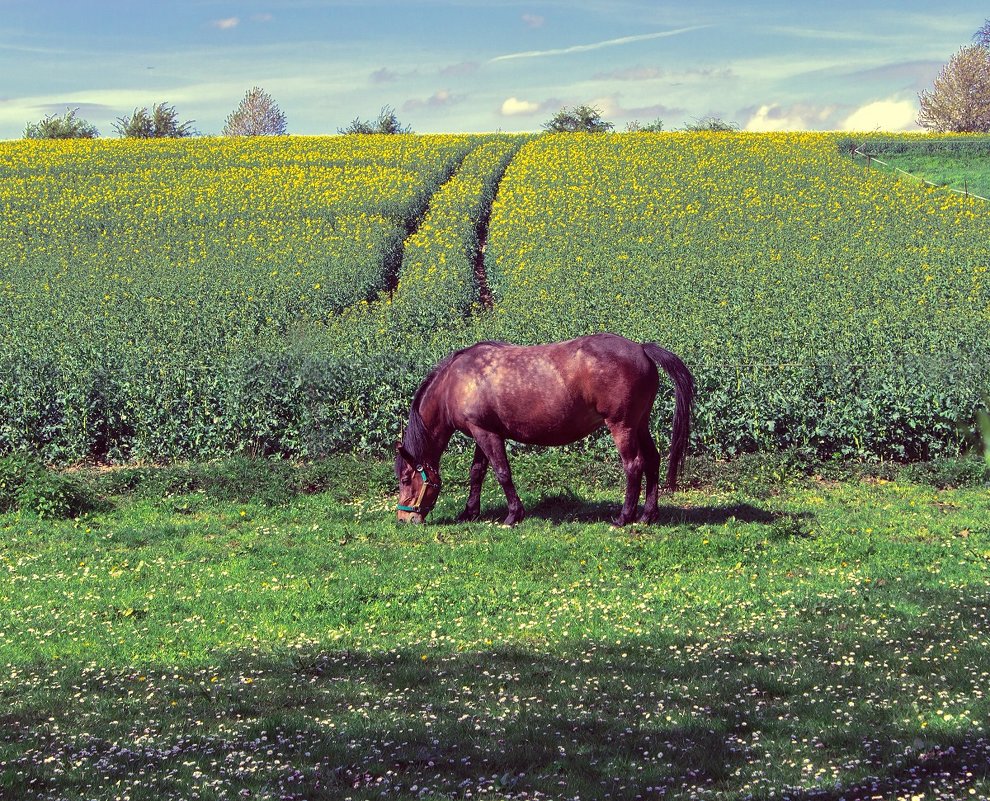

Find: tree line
<box><xmin>21</xmin><ymin>21</ymin><xmax>990</xmax><ymax>140</ymax></box>
<box><xmin>23</xmin><ymin>87</ymin><xmax>288</xmax><ymax>139</ymax></box>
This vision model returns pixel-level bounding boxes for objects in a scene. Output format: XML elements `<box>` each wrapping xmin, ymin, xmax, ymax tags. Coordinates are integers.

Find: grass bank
<box><xmin>847</xmin><ymin>135</ymin><xmax>990</xmax><ymax>199</ymax></box>
<box><xmin>1</xmin><ymin>452</ymin><xmax>989</xmax><ymax>799</ymax></box>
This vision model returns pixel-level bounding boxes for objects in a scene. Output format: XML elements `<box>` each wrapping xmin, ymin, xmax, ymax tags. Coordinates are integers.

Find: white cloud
<box><xmin>744</xmin><ymin>103</ymin><xmax>837</xmax><ymax>131</ymax></box>
<box><xmin>212</xmin><ymin>17</ymin><xmax>240</xmax><ymax>30</ymax></box>
<box><xmin>500</xmin><ymin>96</ymin><xmax>539</xmax><ymax>116</ymax></box>
<box><xmin>522</xmin><ymin>14</ymin><xmax>545</xmax><ymax>29</ymax></box>
<box><xmin>841</xmin><ymin>98</ymin><xmax>919</xmax><ymax>131</ymax></box>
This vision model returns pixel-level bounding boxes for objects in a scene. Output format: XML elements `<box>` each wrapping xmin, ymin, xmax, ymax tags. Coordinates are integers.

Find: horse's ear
<box><xmin>396</xmin><ymin>443</ymin><xmax>416</xmax><ymax>465</ymax></box>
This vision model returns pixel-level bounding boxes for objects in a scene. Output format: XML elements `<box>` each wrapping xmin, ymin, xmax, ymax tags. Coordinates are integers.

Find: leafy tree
<box><xmin>338</xmin><ymin>106</ymin><xmax>412</xmax><ymax>134</ymax></box>
<box><xmin>23</xmin><ymin>108</ymin><xmax>99</xmax><ymax>139</ymax></box>
<box><xmin>682</xmin><ymin>116</ymin><xmax>738</xmax><ymax>132</ymax></box>
<box><xmin>113</xmin><ymin>103</ymin><xmax>195</xmax><ymax>138</ymax></box>
<box><xmin>542</xmin><ymin>105</ymin><xmax>613</xmax><ymax>133</ymax></box>
<box><xmin>917</xmin><ymin>45</ymin><xmax>990</xmax><ymax>133</ymax></box>
<box><xmin>222</xmin><ymin>87</ymin><xmax>287</xmax><ymax>136</ymax></box>
<box><xmin>626</xmin><ymin>118</ymin><xmax>664</xmax><ymax>133</ymax></box>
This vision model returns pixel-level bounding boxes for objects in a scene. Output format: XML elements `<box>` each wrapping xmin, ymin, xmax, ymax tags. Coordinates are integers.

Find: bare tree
<box><xmin>222</xmin><ymin>87</ymin><xmax>287</xmax><ymax>136</ymax></box>
<box><xmin>918</xmin><ymin>45</ymin><xmax>990</xmax><ymax>132</ymax></box>
<box><xmin>975</xmin><ymin>19</ymin><xmax>990</xmax><ymax>48</ymax></box>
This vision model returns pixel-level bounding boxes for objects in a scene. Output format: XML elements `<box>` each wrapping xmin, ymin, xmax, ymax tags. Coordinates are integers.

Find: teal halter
<box><xmin>397</xmin><ymin>465</ymin><xmax>441</xmax><ymax>514</ymax></box>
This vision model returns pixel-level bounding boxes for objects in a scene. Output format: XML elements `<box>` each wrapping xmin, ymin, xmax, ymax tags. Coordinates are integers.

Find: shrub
<box><xmin>114</xmin><ymin>103</ymin><xmax>195</xmax><ymax>138</ymax></box>
<box><xmin>682</xmin><ymin>116</ymin><xmax>738</xmax><ymax>132</ymax></box>
<box><xmin>24</xmin><ymin>108</ymin><xmax>99</xmax><ymax>139</ymax></box>
<box><xmin>542</xmin><ymin>105</ymin><xmax>613</xmax><ymax>133</ymax></box>
<box><xmin>0</xmin><ymin>453</ymin><xmax>94</xmax><ymax>518</ymax></box>
<box><xmin>626</xmin><ymin>118</ymin><xmax>664</xmax><ymax>133</ymax></box>
<box><xmin>338</xmin><ymin>106</ymin><xmax>412</xmax><ymax>135</ymax></box>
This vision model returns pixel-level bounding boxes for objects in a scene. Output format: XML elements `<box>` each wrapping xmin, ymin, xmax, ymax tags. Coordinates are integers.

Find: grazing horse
<box><xmin>395</xmin><ymin>333</ymin><xmax>694</xmax><ymax>526</ymax></box>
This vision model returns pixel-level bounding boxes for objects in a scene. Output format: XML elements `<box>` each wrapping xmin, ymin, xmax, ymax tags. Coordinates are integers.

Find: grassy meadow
<box><xmin>1</xmin><ymin>452</ymin><xmax>990</xmax><ymax>800</ymax></box>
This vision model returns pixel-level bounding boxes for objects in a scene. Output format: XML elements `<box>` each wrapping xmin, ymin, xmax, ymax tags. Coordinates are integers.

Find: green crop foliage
<box><xmin>1</xmin><ymin>132</ymin><xmax>988</xmax><ymax>463</ymax></box>
<box><xmin>485</xmin><ymin>132</ymin><xmax>990</xmax><ymax>459</ymax></box>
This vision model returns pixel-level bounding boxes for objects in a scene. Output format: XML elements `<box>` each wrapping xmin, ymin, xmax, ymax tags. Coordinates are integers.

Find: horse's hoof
<box><xmin>457</xmin><ymin>510</ymin><xmax>480</xmax><ymax>523</ymax></box>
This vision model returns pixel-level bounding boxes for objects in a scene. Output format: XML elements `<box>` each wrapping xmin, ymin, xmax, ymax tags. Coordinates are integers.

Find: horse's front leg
<box><xmin>457</xmin><ymin>444</ymin><xmax>489</xmax><ymax>522</ymax></box>
<box><xmin>469</xmin><ymin>428</ymin><xmax>524</xmax><ymax>526</ymax></box>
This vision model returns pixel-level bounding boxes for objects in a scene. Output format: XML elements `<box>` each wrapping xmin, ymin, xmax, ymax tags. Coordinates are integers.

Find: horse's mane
<box><xmin>401</xmin><ymin>340</ymin><xmax>507</xmax><ymax>464</ymax></box>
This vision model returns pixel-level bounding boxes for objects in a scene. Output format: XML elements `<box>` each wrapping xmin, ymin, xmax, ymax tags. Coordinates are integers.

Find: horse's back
<box><xmin>443</xmin><ymin>334</ymin><xmax>659</xmax><ymax>444</ymax></box>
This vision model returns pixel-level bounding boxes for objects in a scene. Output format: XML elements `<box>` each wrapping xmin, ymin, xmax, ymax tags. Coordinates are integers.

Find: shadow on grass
<box><xmin>6</xmin><ymin>617</ymin><xmax>989</xmax><ymax>800</ymax></box>
<box><xmin>442</xmin><ymin>491</ymin><xmax>791</xmax><ymax>529</ymax></box>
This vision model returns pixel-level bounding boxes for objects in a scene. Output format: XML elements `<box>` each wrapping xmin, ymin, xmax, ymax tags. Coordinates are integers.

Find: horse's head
<box><xmin>395</xmin><ymin>444</ymin><xmax>442</xmax><ymax>524</ymax></box>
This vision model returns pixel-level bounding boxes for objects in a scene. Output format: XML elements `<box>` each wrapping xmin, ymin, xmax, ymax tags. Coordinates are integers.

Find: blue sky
<box><xmin>0</xmin><ymin>0</ymin><xmax>985</xmax><ymax>138</ymax></box>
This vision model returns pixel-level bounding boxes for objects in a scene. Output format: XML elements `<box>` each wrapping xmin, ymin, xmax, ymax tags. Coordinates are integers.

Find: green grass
<box><xmin>1</xmin><ymin>452</ymin><xmax>989</xmax><ymax>799</ymax></box>
<box><xmin>869</xmin><ymin>151</ymin><xmax>990</xmax><ymax>200</ymax></box>
<box><xmin>849</xmin><ymin>136</ymin><xmax>990</xmax><ymax>200</ymax></box>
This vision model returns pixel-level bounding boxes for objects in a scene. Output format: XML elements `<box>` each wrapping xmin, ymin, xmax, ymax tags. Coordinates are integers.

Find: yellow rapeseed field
<box><xmin>1</xmin><ymin>131</ymin><xmax>987</xmax><ymax>460</ymax></box>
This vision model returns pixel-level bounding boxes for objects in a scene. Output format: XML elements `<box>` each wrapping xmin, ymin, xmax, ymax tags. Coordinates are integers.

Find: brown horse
<box><xmin>395</xmin><ymin>333</ymin><xmax>694</xmax><ymax>526</ymax></box>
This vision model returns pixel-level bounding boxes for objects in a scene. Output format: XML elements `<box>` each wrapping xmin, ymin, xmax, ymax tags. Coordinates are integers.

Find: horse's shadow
<box><xmin>445</xmin><ymin>491</ymin><xmax>802</xmax><ymax>530</ymax></box>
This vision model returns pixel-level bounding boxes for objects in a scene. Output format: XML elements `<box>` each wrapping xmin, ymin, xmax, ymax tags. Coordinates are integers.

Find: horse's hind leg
<box><xmin>607</xmin><ymin>421</ymin><xmax>645</xmax><ymax>526</ymax></box>
<box><xmin>457</xmin><ymin>444</ymin><xmax>489</xmax><ymax>522</ymax></box>
<box><xmin>469</xmin><ymin>428</ymin><xmax>524</xmax><ymax>526</ymax></box>
<box><xmin>638</xmin><ymin>425</ymin><xmax>661</xmax><ymax>523</ymax></box>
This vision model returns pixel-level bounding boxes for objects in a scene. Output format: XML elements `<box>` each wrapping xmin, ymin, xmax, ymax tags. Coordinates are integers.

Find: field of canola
<box><xmin>1</xmin><ymin>132</ymin><xmax>988</xmax><ymax>463</ymax></box>
<box><xmin>486</xmin><ymin>133</ymin><xmax>990</xmax><ymax>457</ymax></box>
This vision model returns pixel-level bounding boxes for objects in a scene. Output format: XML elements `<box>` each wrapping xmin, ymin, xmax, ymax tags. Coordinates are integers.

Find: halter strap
<box><xmin>397</xmin><ymin>466</ymin><xmax>441</xmax><ymax>514</ymax></box>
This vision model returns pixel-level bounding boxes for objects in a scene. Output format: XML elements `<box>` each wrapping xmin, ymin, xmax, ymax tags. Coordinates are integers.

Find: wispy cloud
<box><xmin>490</xmin><ymin>26</ymin><xmax>709</xmax><ymax>63</ymax></box>
<box><xmin>371</xmin><ymin>67</ymin><xmax>399</xmax><ymax>83</ymax></box>
<box><xmin>403</xmin><ymin>89</ymin><xmax>464</xmax><ymax>112</ymax></box>
<box><xmin>522</xmin><ymin>14</ymin><xmax>545</xmax><ymax>29</ymax></box>
<box><xmin>440</xmin><ymin>61</ymin><xmax>479</xmax><ymax>77</ymax></box>
<box><xmin>595</xmin><ymin>64</ymin><xmax>734</xmax><ymax>83</ymax></box>
<box><xmin>212</xmin><ymin>17</ymin><xmax>240</xmax><ymax>30</ymax></box>
<box><xmin>768</xmin><ymin>25</ymin><xmax>896</xmax><ymax>44</ymax></box>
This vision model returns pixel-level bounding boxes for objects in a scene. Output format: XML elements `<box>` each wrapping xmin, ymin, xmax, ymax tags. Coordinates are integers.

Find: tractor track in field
<box><xmin>470</xmin><ymin>141</ymin><xmax>521</xmax><ymax>311</ymax></box>
<box><xmin>382</xmin><ymin>149</ymin><xmax>472</xmax><ymax>298</ymax></box>
<box><xmin>474</xmin><ymin>221</ymin><xmax>494</xmax><ymax>310</ymax></box>
<box><xmin>382</xmin><ymin>136</ymin><xmax>522</xmax><ymax>311</ymax></box>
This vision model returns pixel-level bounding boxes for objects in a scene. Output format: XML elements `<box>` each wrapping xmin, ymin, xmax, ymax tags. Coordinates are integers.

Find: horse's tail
<box><xmin>642</xmin><ymin>343</ymin><xmax>694</xmax><ymax>491</ymax></box>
